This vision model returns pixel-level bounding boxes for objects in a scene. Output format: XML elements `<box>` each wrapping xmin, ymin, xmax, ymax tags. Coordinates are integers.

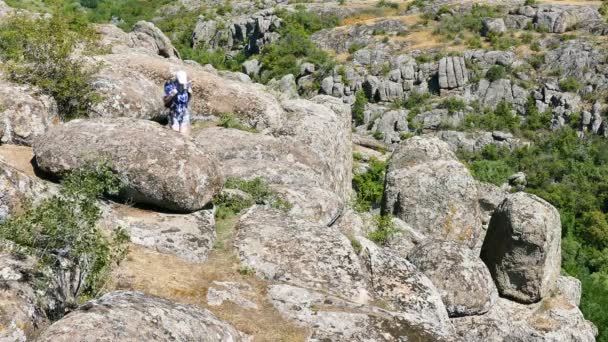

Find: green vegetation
<box><xmin>0</xmin><ymin>12</ymin><xmax>101</xmax><ymax>120</ymax></box>
<box><xmin>367</xmin><ymin>214</ymin><xmax>398</xmax><ymax>245</ymax></box>
<box><xmin>440</xmin><ymin>97</ymin><xmax>466</xmax><ymax>114</ymax></box>
<box><xmin>218</xmin><ymin>113</ymin><xmax>258</xmax><ymax>133</ymax></box>
<box><xmin>0</xmin><ymin>163</ymin><xmax>129</xmax><ymax>319</ymax></box>
<box><xmin>457</xmin><ymin>128</ymin><xmax>608</xmax><ymax>340</ymax></box>
<box><xmin>213</xmin><ymin>177</ymin><xmax>292</xmax><ymax>219</ymax></box>
<box><xmin>485</xmin><ymin>65</ymin><xmax>506</xmax><ymax>82</ymax></box>
<box><xmin>352</xmin><ymin>91</ymin><xmax>369</xmax><ymax>126</ymax></box>
<box><xmin>432</xmin><ymin>4</ymin><xmax>502</xmax><ymax>37</ymax></box>
<box><xmin>376</xmin><ymin>0</ymin><xmax>399</xmax><ymax>9</ymax></box>
<box><xmin>352</xmin><ymin>158</ymin><xmax>387</xmax><ymax>212</ymax></box>
<box><xmin>257</xmin><ymin>7</ymin><xmax>339</xmax><ymax>83</ymax></box>
<box><xmin>462</xmin><ymin>101</ymin><xmax>520</xmax><ymax>132</ymax></box>
<box><xmin>84</xmin><ymin>0</ymin><xmax>173</xmax><ymax>31</ymax></box>
<box><xmin>559</xmin><ymin>77</ymin><xmax>582</xmax><ymax>92</ymax></box>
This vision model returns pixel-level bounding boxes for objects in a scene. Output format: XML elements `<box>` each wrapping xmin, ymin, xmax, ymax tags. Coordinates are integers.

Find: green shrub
<box><xmin>213</xmin><ymin>177</ymin><xmax>292</xmax><ymax>219</ymax></box>
<box><xmin>520</xmin><ymin>32</ymin><xmax>534</xmax><ymax>44</ymax></box>
<box><xmin>350</xmin><ymin>238</ymin><xmax>362</xmax><ymax>253</ymax></box>
<box><xmin>522</xmin><ymin>96</ymin><xmax>552</xmax><ymax>131</ymax></box>
<box><xmin>485</xmin><ymin>65</ymin><xmax>506</xmax><ymax>82</ymax></box>
<box><xmin>367</xmin><ymin>214</ymin><xmax>398</xmax><ymax>245</ymax></box>
<box><xmin>432</xmin><ymin>4</ymin><xmax>502</xmax><ymax>36</ymax></box>
<box><xmin>86</xmin><ymin>0</ymin><xmax>174</xmax><ymax>31</ymax></box>
<box><xmin>559</xmin><ymin>77</ymin><xmax>582</xmax><ymax>92</ymax></box>
<box><xmin>404</xmin><ymin>91</ymin><xmax>431</xmax><ymax>110</ymax></box>
<box><xmin>352</xmin><ymin>91</ymin><xmax>368</xmax><ymax>126</ymax></box>
<box><xmin>373</xmin><ymin>131</ymin><xmax>385</xmax><ymax>140</ymax></box>
<box><xmin>348</xmin><ymin>42</ymin><xmax>365</xmax><ymax>54</ymax></box>
<box><xmin>353</xmin><ymin>158</ymin><xmax>387</xmax><ymax>212</ymax></box>
<box><xmin>463</xmin><ymin>101</ymin><xmax>520</xmax><ymax>132</ymax></box>
<box><xmin>440</xmin><ymin>97</ymin><xmax>466</xmax><ymax>114</ymax></box>
<box><xmin>218</xmin><ymin>113</ymin><xmax>258</xmax><ymax>133</ymax></box>
<box><xmin>524</xmin><ymin>0</ymin><xmax>537</xmax><ymax>5</ymax></box>
<box><xmin>0</xmin><ymin>13</ymin><xmax>101</xmax><ymax>120</ymax></box>
<box><xmin>376</xmin><ymin>0</ymin><xmax>399</xmax><ymax>9</ymax></box>
<box><xmin>0</xmin><ymin>163</ymin><xmax>130</xmax><ymax>318</ymax></box>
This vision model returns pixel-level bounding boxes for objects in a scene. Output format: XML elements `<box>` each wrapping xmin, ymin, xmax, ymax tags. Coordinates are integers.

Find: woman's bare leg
<box><xmin>180</xmin><ymin>123</ymin><xmax>191</xmax><ymax>136</ymax></box>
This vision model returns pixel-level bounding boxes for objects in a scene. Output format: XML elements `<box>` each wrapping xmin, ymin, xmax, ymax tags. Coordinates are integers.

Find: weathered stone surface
<box><xmin>269</xmin><ymin>284</ymin><xmax>456</xmax><ymax>342</ymax></box>
<box><xmin>535</xmin><ymin>4</ymin><xmax>601</xmax><ymax>33</ymax></box>
<box><xmin>193</xmin><ymin>127</ymin><xmax>341</xmax><ymax>224</ymax></box>
<box><xmin>555</xmin><ymin>275</ymin><xmax>582</xmax><ymax>307</ymax></box>
<box><xmin>280</xmin><ymin>99</ymin><xmax>352</xmax><ymax>201</ymax></box>
<box><xmin>0</xmin><ymin>79</ymin><xmax>59</xmax><ymax>146</ymax></box>
<box><xmin>358</xmin><ymin>238</ymin><xmax>454</xmax><ymax>334</ymax></box>
<box><xmin>0</xmin><ymin>159</ymin><xmax>51</xmax><ymax>223</ymax></box>
<box><xmin>34</xmin><ymin>118</ymin><xmax>223</xmax><ymax>213</ymax></box>
<box><xmin>235</xmin><ymin>208</ymin><xmax>370</xmax><ymax>303</ymax></box>
<box><xmin>37</xmin><ymin>291</ymin><xmax>250</xmax><ymax>341</ymax></box>
<box><xmin>207</xmin><ymin>281</ymin><xmax>258</xmax><ymax>309</ymax></box>
<box><xmin>0</xmin><ymin>252</ymin><xmax>47</xmax><ymax>342</ymax></box>
<box><xmin>452</xmin><ymin>296</ymin><xmax>597</xmax><ymax>342</ymax></box>
<box><xmin>481</xmin><ymin>192</ymin><xmax>561</xmax><ymax>304</ymax></box>
<box><xmin>371</xmin><ymin>109</ymin><xmax>408</xmax><ymax>144</ymax></box>
<box><xmin>100</xmin><ymin>203</ymin><xmax>216</xmax><ymax>263</ymax></box>
<box><xmin>408</xmin><ymin>240</ymin><xmax>498</xmax><ymax>317</ymax></box>
<box><xmin>128</xmin><ymin>21</ymin><xmax>180</xmax><ymax>58</ymax></box>
<box><xmin>438</xmin><ymin>56</ymin><xmax>468</xmax><ymax>90</ymax></box>
<box><xmin>481</xmin><ymin>18</ymin><xmax>506</xmax><ymax>36</ymax></box>
<box><xmin>383</xmin><ymin>136</ymin><xmax>482</xmax><ymax>248</ymax></box>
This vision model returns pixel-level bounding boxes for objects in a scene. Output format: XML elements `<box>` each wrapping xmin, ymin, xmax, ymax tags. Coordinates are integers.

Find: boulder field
<box><xmin>0</xmin><ymin>7</ymin><xmax>598</xmax><ymax>340</ymax></box>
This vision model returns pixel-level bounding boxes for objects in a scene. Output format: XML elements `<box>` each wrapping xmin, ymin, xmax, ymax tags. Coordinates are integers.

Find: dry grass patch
<box><xmin>110</xmin><ymin>215</ymin><xmax>308</xmax><ymax>341</ymax></box>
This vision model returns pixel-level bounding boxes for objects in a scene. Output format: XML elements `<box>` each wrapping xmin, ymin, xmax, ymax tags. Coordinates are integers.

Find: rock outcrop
<box><xmin>0</xmin><ymin>159</ymin><xmax>50</xmax><ymax>223</ymax></box>
<box><xmin>235</xmin><ymin>208</ymin><xmax>370</xmax><ymax>302</ymax></box>
<box><xmin>33</xmin><ymin>118</ymin><xmax>223</xmax><ymax>212</ymax></box>
<box><xmin>481</xmin><ymin>192</ymin><xmax>561</xmax><ymax>304</ymax></box>
<box><xmin>36</xmin><ymin>291</ymin><xmax>250</xmax><ymax>341</ymax></box>
<box><xmin>269</xmin><ymin>284</ymin><xmax>455</xmax><ymax>342</ymax></box>
<box><xmin>383</xmin><ymin>136</ymin><xmax>482</xmax><ymax>248</ymax></box>
<box><xmin>0</xmin><ymin>80</ymin><xmax>58</xmax><ymax>146</ymax></box>
<box><xmin>100</xmin><ymin>203</ymin><xmax>216</xmax><ymax>262</ymax></box>
<box><xmin>408</xmin><ymin>240</ymin><xmax>498</xmax><ymax>317</ymax></box>
<box><xmin>358</xmin><ymin>238</ymin><xmax>454</xmax><ymax>333</ymax></box>
<box><xmin>438</xmin><ymin>56</ymin><xmax>469</xmax><ymax>95</ymax></box>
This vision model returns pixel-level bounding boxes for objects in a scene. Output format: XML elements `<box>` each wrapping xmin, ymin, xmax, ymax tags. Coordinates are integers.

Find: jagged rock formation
<box><xmin>33</xmin><ymin>118</ymin><xmax>224</xmax><ymax>212</ymax></box>
<box><xmin>192</xmin><ymin>9</ymin><xmax>282</xmax><ymax>55</ymax></box>
<box><xmin>0</xmin><ymin>159</ymin><xmax>51</xmax><ymax>223</ymax></box>
<box><xmin>383</xmin><ymin>136</ymin><xmax>482</xmax><ymax>248</ymax></box>
<box><xmin>36</xmin><ymin>291</ymin><xmax>251</xmax><ymax>341</ymax></box>
<box><xmin>438</xmin><ymin>56</ymin><xmax>469</xmax><ymax>96</ymax></box>
<box><xmin>481</xmin><ymin>192</ymin><xmax>562</xmax><ymax>304</ymax></box>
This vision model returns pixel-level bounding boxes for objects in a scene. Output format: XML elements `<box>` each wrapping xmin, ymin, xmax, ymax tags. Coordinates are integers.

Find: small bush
<box><xmin>0</xmin><ymin>13</ymin><xmax>101</xmax><ymax>120</ymax></box>
<box><xmin>213</xmin><ymin>177</ymin><xmax>292</xmax><ymax>219</ymax></box>
<box><xmin>350</xmin><ymin>238</ymin><xmax>362</xmax><ymax>253</ymax></box>
<box><xmin>559</xmin><ymin>77</ymin><xmax>582</xmax><ymax>92</ymax></box>
<box><xmin>0</xmin><ymin>163</ymin><xmax>130</xmax><ymax>318</ymax></box>
<box><xmin>348</xmin><ymin>42</ymin><xmax>366</xmax><ymax>54</ymax></box>
<box><xmin>440</xmin><ymin>97</ymin><xmax>466</xmax><ymax>114</ymax></box>
<box><xmin>353</xmin><ymin>158</ymin><xmax>387</xmax><ymax>212</ymax></box>
<box><xmin>520</xmin><ymin>32</ymin><xmax>534</xmax><ymax>44</ymax></box>
<box><xmin>367</xmin><ymin>214</ymin><xmax>398</xmax><ymax>245</ymax></box>
<box><xmin>373</xmin><ymin>131</ymin><xmax>385</xmax><ymax>140</ymax></box>
<box><xmin>352</xmin><ymin>91</ymin><xmax>368</xmax><ymax>126</ymax></box>
<box><xmin>463</xmin><ymin>101</ymin><xmax>520</xmax><ymax>132</ymax></box>
<box><xmin>219</xmin><ymin>113</ymin><xmax>258</xmax><ymax>133</ymax></box>
<box><xmin>404</xmin><ymin>91</ymin><xmax>431</xmax><ymax>110</ymax></box>
<box><xmin>485</xmin><ymin>65</ymin><xmax>506</xmax><ymax>82</ymax></box>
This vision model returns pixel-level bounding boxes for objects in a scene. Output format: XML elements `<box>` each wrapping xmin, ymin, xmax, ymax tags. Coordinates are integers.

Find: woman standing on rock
<box><xmin>164</xmin><ymin>70</ymin><xmax>193</xmax><ymax>136</ymax></box>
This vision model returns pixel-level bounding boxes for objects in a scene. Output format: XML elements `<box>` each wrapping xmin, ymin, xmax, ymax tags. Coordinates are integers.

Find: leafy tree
<box><xmin>353</xmin><ymin>158</ymin><xmax>387</xmax><ymax>212</ymax></box>
<box><xmin>0</xmin><ymin>163</ymin><xmax>129</xmax><ymax>319</ymax></box>
<box><xmin>0</xmin><ymin>12</ymin><xmax>101</xmax><ymax>120</ymax></box>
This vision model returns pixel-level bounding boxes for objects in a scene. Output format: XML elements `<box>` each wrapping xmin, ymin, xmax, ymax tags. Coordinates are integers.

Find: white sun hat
<box><xmin>175</xmin><ymin>70</ymin><xmax>188</xmax><ymax>85</ymax></box>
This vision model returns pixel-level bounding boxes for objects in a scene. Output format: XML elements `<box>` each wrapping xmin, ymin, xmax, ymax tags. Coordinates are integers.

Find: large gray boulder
<box><xmin>438</xmin><ymin>56</ymin><xmax>469</xmax><ymax>93</ymax></box>
<box><xmin>383</xmin><ymin>136</ymin><xmax>482</xmax><ymax>248</ymax></box>
<box><xmin>481</xmin><ymin>192</ymin><xmax>561</xmax><ymax>304</ymax></box>
<box><xmin>408</xmin><ymin>240</ymin><xmax>498</xmax><ymax>317</ymax></box>
<box><xmin>36</xmin><ymin>291</ymin><xmax>250</xmax><ymax>341</ymax></box>
<box><xmin>452</xmin><ymin>296</ymin><xmax>597</xmax><ymax>341</ymax></box>
<box><xmin>235</xmin><ymin>208</ymin><xmax>371</xmax><ymax>303</ymax></box>
<box><xmin>555</xmin><ymin>275</ymin><xmax>582</xmax><ymax>307</ymax></box>
<box><xmin>0</xmin><ymin>79</ymin><xmax>58</xmax><ymax>146</ymax></box>
<box><xmin>99</xmin><ymin>203</ymin><xmax>216</xmax><ymax>263</ymax></box>
<box><xmin>269</xmin><ymin>284</ymin><xmax>455</xmax><ymax>342</ymax></box>
<box><xmin>129</xmin><ymin>21</ymin><xmax>180</xmax><ymax>58</ymax></box>
<box><xmin>193</xmin><ymin>127</ymin><xmax>342</xmax><ymax>224</ymax></box>
<box><xmin>358</xmin><ymin>238</ymin><xmax>454</xmax><ymax>334</ymax></box>
<box><xmin>535</xmin><ymin>4</ymin><xmax>601</xmax><ymax>33</ymax></box>
<box><xmin>33</xmin><ymin>119</ymin><xmax>223</xmax><ymax>213</ymax></box>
